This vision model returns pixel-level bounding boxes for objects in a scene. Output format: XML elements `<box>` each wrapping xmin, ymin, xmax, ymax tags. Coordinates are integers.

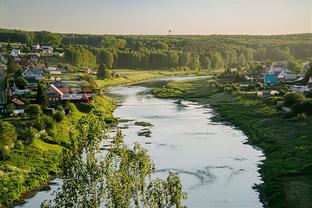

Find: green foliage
<box><xmin>5</xmin><ymin>103</ymin><xmax>15</xmax><ymax>114</ymax></box>
<box><xmin>36</xmin><ymin>80</ymin><xmax>48</xmax><ymax>107</ymax></box>
<box><xmin>6</xmin><ymin>56</ymin><xmax>18</xmax><ymax>74</ymax></box>
<box><xmin>18</xmin><ymin>127</ymin><xmax>37</xmax><ymax>144</ymax></box>
<box><xmin>101</xmin><ymin>36</ymin><xmax>126</xmax><ymax>49</ymax></box>
<box><xmin>25</xmin><ymin>104</ymin><xmax>42</xmax><ymax>117</ymax></box>
<box><xmin>14</xmin><ymin>77</ymin><xmax>29</xmax><ymax>89</ymax></box>
<box><xmin>65</xmin><ymin>45</ymin><xmax>96</xmax><ymax>69</ymax></box>
<box><xmin>34</xmin><ymin>31</ymin><xmax>62</xmax><ymax>48</ymax></box>
<box><xmin>53</xmin><ymin>108</ymin><xmax>65</xmax><ymax>122</ymax></box>
<box><xmin>151</xmin><ymin>88</ymin><xmax>183</xmax><ymax>98</ymax></box>
<box><xmin>283</xmin><ymin>93</ymin><xmax>305</xmax><ymax>107</ymax></box>
<box><xmin>42</xmin><ymin>107</ymin><xmax>185</xmax><ymax>207</ymax></box>
<box><xmin>0</xmin><ymin>121</ymin><xmax>17</xmax><ymax>160</ymax></box>
<box><xmin>97</xmin><ymin>63</ymin><xmax>110</xmax><ymax>79</ymax></box>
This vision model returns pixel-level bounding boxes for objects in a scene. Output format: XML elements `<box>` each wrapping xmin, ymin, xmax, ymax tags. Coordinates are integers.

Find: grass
<box><xmin>152</xmin><ymin>78</ymin><xmax>312</xmax><ymax>208</ymax></box>
<box><xmin>95</xmin><ymin>69</ymin><xmax>207</xmax><ymax>89</ymax></box>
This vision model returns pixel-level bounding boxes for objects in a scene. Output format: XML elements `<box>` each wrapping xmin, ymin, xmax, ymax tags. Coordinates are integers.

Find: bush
<box><xmin>18</xmin><ymin>127</ymin><xmax>37</xmax><ymax>144</ymax></box>
<box><xmin>53</xmin><ymin>110</ymin><xmax>65</xmax><ymax>122</ymax></box>
<box><xmin>0</xmin><ymin>121</ymin><xmax>17</xmax><ymax>160</ymax></box>
<box><xmin>14</xmin><ymin>77</ymin><xmax>29</xmax><ymax>89</ymax></box>
<box><xmin>25</xmin><ymin>104</ymin><xmax>42</xmax><ymax>117</ymax></box>
<box><xmin>283</xmin><ymin>93</ymin><xmax>306</xmax><ymax>107</ymax></box>
<box><xmin>292</xmin><ymin>103</ymin><xmax>304</xmax><ymax>116</ymax></box>
<box><xmin>301</xmin><ymin>99</ymin><xmax>312</xmax><ymax>116</ymax></box>
<box><xmin>40</xmin><ymin>115</ymin><xmax>54</xmax><ymax>130</ymax></box>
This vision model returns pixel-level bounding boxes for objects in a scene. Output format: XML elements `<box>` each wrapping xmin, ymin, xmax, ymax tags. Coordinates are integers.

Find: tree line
<box><xmin>1</xmin><ymin>29</ymin><xmax>312</xmax><ymax>71</ymax></box>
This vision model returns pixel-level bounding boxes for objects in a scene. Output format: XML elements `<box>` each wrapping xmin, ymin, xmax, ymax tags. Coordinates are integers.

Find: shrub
<box><xmin>292</xmin><ymin>103</ymin><xmax>304</xmax><ymax>116</ymax></box>
<box><xmin>53</xmin><ymin>110</ymin><xmax>65</xmax><ymax>122</ymax></box>
<box><xmin>25</xmin><ymin>104</ymin><xmax>42</xmax><ymax>117</ymax></box>
<box><xmin>14</xmin><ymin>77</ymin><xmax>29</xmax><ymax>89</ymax></box>
<box><xmin>301</xmin><ymin>99</ymin><xmax>312</xmax><ymax>116</ymax></box>
<box><xmin>18</xmin><ymin>127</ymin><xmax>37</xmax><ymax>144</ymax></box>
<box><xmin>0</xmin><ymin>121</ymin><xmax>17</xmax><ymax>160</ymax></box>
<box><xmin>283</xmin><ymin>93</ymin><xmax>306</xmax><ymax>107</ymax></box>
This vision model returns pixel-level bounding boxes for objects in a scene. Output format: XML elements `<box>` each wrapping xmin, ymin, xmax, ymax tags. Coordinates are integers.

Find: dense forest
<box><xmin>1</xmin><ymin>29</ymin><xmax>311</xmax><ymax>71</ymax></box>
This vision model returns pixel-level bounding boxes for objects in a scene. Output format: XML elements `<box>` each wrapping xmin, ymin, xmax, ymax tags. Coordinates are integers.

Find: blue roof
<box><xmin>30</xmin><ymin>67</ymin><xmax>42</xmax><ymax>75</ymax></box>
<box><xmin>264</xmin><ymin>75</ymin><xmax>278</xmax><ymax>84</ymax></box>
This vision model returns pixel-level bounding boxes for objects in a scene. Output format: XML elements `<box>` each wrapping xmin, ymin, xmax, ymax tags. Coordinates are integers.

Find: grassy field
<box><xmin>152</xmin><ymin>78</ymin><xmax>312</xmax><ymax>208</ymax></box>
<box><xmin>95</xmin><ymin>69</ymin><xmax>209</xmax><ymax>89</ymax></box>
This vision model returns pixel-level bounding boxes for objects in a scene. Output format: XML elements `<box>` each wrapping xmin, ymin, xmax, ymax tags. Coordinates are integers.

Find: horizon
<box><xmin>1</xmin><ymin>0</ymin><xmax>311</xmax><ymax>35</ymax></box>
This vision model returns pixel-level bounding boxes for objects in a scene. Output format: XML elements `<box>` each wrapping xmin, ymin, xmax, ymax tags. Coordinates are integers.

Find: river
<box><xmin>17</xmin><ymin>76</ymin><xmax>264</xmax><ymax>208</ymax></box>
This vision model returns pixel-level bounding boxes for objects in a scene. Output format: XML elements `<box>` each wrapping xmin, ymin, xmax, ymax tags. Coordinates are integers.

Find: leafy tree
<box><xmin>53</xmin><ymin>106</ymin><xmax>65</xmax><ymax>122</ymax></box>
<box><xmin>202</xmin><ymin>57</ymin><xmax>211</xmax><ymax>70</ymax></box>
<box><xmin>97</xmin><ymin>63</ymin><xmax>110</xmax><ymax>79</ymax></box>
<box><xmin>19</xmin><ymin>127</ymin><xmax>37</xmax><ymax>144</ymax></box>
<box><xmin>25</xmin><ymin>104</ymin><xmax>42</xmax><ymax>117</ymax></box>
<box><xmin>283</xmin><ymin>93</ymin><xmax>305</xmax><ymax>107</ymax></box>
<box><xmin>35</xmin><ymin>31</ymin><xmax>62</xmax><ymax>48</ymax></box>
<box><xmin>189</xmin><ymin>55</ymin><xmax>200</xmax><ymax>70</ymax></box>
<box><xmin>0</xmin><ymin>121</ymin><xmax>16</xmax><ymax>160</ymax></box>
<box><xmin>36</xmin><ymin>80</ymin><xmax>48</xmax><ymax>107</ymax></box>
<box><xmin>178</xmin><ymin>52</ymin><xmax>191</xmax><ymax>68</ymax></box>
<box><xmin>14</xmin><ymin>77</ymin><xmax>29</xmax><ymax>89</ymax></box>
<box><xmin>6</xmin><ymin>56</ymin><xmax>18</xmax><ymax>74</ymax></box>
<box><xmin>101</xmin><ymin>36</ymin><xmax>127</xmax><ymax>49</ymax></box>
<box><xmin>42</xmin><ymin>113</ymin><xmax>186</xmax><ymax>208</ymax></box>
<box><xmin>211</xmin><ymin>52</ymin><xmax>223</xmax><ymax>69</ymax></box>
<box><xmin>238</xmin><ymin>54</ymin><xmax>246</xmax><ymax>67</ymax></box>
<box><xmin>5</xmin><ymin>103</ymin><xmax>15</xmax><ymax>114</ymax></box>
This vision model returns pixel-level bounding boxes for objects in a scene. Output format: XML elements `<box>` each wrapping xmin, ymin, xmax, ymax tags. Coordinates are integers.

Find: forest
<box><xmin>0</xmin><ymin>29</ymin><xmax>311</xmax><ymax>72</ymax></box>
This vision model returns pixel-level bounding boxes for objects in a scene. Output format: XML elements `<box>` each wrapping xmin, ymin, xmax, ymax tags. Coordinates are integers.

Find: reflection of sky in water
<box><xmin>17</xmin><ymin>76</ymin><xmax>263</xmax><ymax>208</ymax></box>
<box><xmin>110</xmin><ymin>85</ymin><xmax>264</xmax><ymax>208</ymax></box>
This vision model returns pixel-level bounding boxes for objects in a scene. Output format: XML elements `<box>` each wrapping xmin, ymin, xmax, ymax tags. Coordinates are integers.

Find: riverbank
<box><xmin>0</xmin><ymin>95</ymin><xmax>116</xmax><ymax>208</ymax></box>
<box><xmin>95</xmin><ymin>69</ymin><xmax>211</xmax><ymax>89</ymax></box>
<box><xmin>151</xmin><ymin>78</ymin><xmax>312</xmax><ymax>208</ymax></box>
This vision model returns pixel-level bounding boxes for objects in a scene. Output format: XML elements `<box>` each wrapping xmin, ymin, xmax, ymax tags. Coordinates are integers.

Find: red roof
<box><xmin>15</xmin><ymin>60</ymin><xmax>29</xmax><ymax>67</ymax></box>
<box><xmin>11</xmin><ymin>98</ymin><xmax>25</xmax><ymax>106</ymax></box>
<box><xmin>58</xmin><ymin>87</ymin><xmax>72</xmax><ymax>94</ymax></box>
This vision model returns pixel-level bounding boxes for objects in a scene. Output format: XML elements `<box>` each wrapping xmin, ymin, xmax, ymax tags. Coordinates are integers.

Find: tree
<box><xmin>14</xmin><ymin>77</ymin><xmax>29</xmax><ymax>89</ymax></box>
<box><xmin>189</xmin><ymin>55</ymin><xmax>200</xmax><ymax>70</ymax></box>
<box><xmin>53</xmin><ymin>106</ymin><xmax>65</xmax><ymax>122</ymax></box>
<box><xmin>19</xmin><ymin>127</ymin><xmax>37</xmax><ymax>144</ymax></box>
<box><xmin>178</xmin><ymin>52</ymin><xmax>190</xmax><ymax>68</ymax></box>
<box><xmin>211</xmin><ymin>52</ymin><xmax>223</xmax><ymax>69</ymax></box>
<box><xmin>6</xmin><ymin>56</ymin><xmax>18</xmax><ymax>74</ymax></box>
<box><xmin>5</xmin><ymin>103</ymin><xmax>15</xmax><ymax>114</ymax></box>
<box><xmin>238</xmin><ymin>54</ymin><xmax>246</xmax><ymax>67</ymax></box>
<box><xmin>283</xmin><ymin>93</ymin><xmax>305</xmax><ymax>107</ymax></box>
<box><xmin>36</xmin><ymin>80</ymin><xmax>48</xmax><ymax>107</ymax></box>
<box><xmin>97</xmin><ymin>63</ymin><xmax>110</xmax><ymax>79</ymax></box>
<box><xmin>35</xmin><ymin>31</ymin><xmax>62</xmax><ymax>48</ymax></box>
<box><xmin>42</xmin><ymin>114</ymin><xmax>186</xmax><ymax>208</ymax></box>
<box><xmin>25</xmin><ymin>104</ymin><xmax>42</xmax><ymax>117</ymax></box>
<box><xmin>101</xmin><ymin>36</ymin><xmax>127</xmax><ymax>49</ymax></box>
<box><xmin>202</xmin><ymin>57</ymin><xmax>211</xmax><ymax>70</ymax></box>
<box><xmin>0</xmin><ymin>121</ymin><xmax>16</xmax><ymax>160</ymax></box>
<box><xmin>101</xmin><ymin>51</ymin><xmax>114</xmax><ymax>69</ymax></box>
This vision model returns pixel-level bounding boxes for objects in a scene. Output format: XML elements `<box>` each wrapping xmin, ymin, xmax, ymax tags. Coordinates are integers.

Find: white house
<box><xmin>41</xmin><ymin>46</ymin><xmax>53</xmax><ymax>54</ymax></box>
<box><xmin>289</xmin><ymin>85</ymin><xmax>310</xmax><ymax>93</ymax></box>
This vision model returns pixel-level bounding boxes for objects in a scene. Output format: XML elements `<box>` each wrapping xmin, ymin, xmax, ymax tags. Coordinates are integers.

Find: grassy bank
<box><xmin>152</xmin><ymin>78</ymin><xmax>312</xmax><ymax>208</ymax></box>
<box><xmin>95</xmin><ymin>69</ymin><xmax>210</xmax><ymax>89</ymax></box>
<box><xmin>0</xmin><ymin>95</ymin><xmax>115</xmax><ymax>207</ymax></box>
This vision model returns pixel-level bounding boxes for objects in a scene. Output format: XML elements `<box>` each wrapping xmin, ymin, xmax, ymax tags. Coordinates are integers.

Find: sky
<box><xmin>0</xmin><ymin>0</ymin><xmax>311</xmax><ymax>35</ymax></box>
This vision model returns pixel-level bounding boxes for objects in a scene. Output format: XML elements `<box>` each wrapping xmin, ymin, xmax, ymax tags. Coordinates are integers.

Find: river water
<box><xmin>17</xmin><ymin>76</ymin><xmax>264</xmax><ymax>208</ymax></box>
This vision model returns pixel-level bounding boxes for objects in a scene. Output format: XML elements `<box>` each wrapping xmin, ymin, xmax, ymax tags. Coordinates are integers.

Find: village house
<box><xmin>41</xmin><ymin>46</ymin><xmax>53</xmax><ymax>54</ymax></box>
<box><xmin>22</xmin><ymin>67</ymin><xmax>44</xmax><ymax>84</ymax></box>
<box><xmin>45</xmin><ymin>83</ymin><xmax>94</xmax><ymax>104</ymax></box>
